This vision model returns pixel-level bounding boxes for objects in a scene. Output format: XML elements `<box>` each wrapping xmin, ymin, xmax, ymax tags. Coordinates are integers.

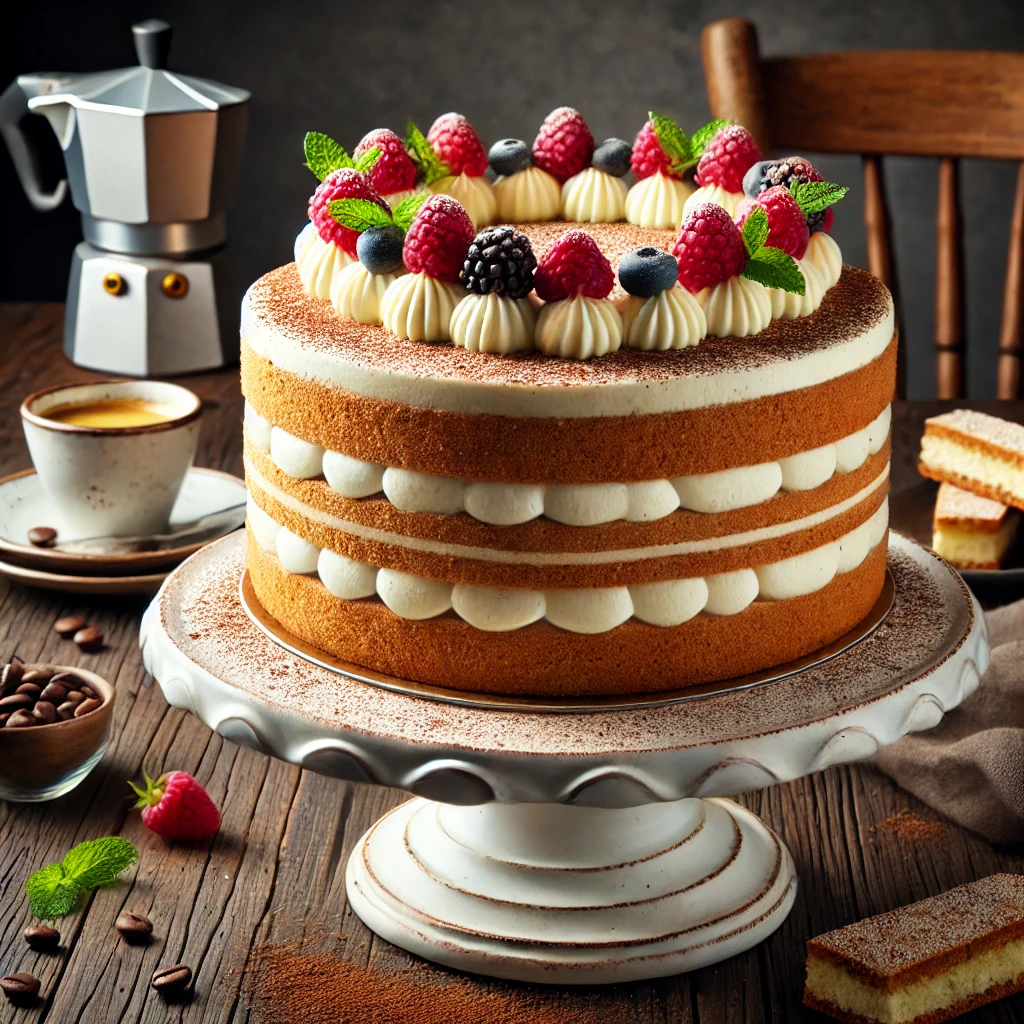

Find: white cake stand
<box><xmin>139</xmin><ymin>532</ymin><xmax>988</xmax><ymax>984</ymax></box>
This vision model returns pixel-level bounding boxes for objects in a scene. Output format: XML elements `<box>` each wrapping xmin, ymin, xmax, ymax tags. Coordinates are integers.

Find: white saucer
<box><xmin>0</xmin><ymin>467</ymin><xmax>246</xmax><ymax>578</ymax></box>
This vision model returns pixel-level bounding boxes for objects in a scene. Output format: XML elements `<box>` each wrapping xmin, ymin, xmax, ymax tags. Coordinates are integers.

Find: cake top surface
<box><xmin>927</xmin><ymin>409</ymin><xmax>1024</xmax><ymax>457</ymax></box>
<box><xmin>807</xmin><ymin>874</ymin><xmax>1024</xmax><ymax>982</ymax></box>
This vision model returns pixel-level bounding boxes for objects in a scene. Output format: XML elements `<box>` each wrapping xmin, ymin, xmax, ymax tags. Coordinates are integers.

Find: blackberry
<box><xmin>357</xmin><ymin>223</ymin><xmax>405</xmax><ymax>274</ymax></box>
<box><xmin>460</xmin><ymin>226</ymin><xmax>537</xmax><ymax>299</ymax></box>
<box><xmin>742</xmin><ymin>157</ymin><xmax>828</xmax><ymax>232</ymax></box>
<box><xmin>592</xmin><ymin>137</ymin><xmax>632</xmax><ymax>177</ymax></box>
<box><xmin>488</xmin><ymin>139</ymin><xmax>532</xmax><ymax>177</ymax></box>
<box><xmin>618</xmin><ymin>246</ymin><xmax>678</xmax><ymax>298</ymax></box>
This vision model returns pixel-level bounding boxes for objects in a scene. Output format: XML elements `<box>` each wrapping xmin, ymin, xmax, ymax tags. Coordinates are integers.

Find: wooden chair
<box><xmin>700</xmin><ymin>18</ymin><xmax>1024</xmax><ymax>398</ymax></box>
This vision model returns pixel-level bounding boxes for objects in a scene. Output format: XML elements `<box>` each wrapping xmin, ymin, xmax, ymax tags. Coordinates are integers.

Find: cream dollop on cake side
<box><xmin>561</xmin><ymin>167</ymin><xmax>628</xmax><ymax>223</ymax></box>
<box><xmin>494</xmin><ymin>166</ymin><xmax>561</xmax><ymax>221</ymax></box>
<box><xmin>535</xmin><ymin>295</ymin><xmax>623</xmax><ymax>359</ymax></box>
<box><xmin>769</xmin><ymin>258</ymin><xmax>826</xmax><ymax>320</ymax></box>
<box><xmin>450</xmin><ymin>293</ymin><xmax>536</xmax><ymax>354</ymax></box>
<box><xmin>683</xmin><ymin>184</ymin><xmax>744</xmax><ymax>218</ymax></box>
<box><xmin>295</xmin><ymin>224</ymin><xmax>353</xmax><ymax>299</ymax></box>
<box><xmin>697</xmin><ymin>276</ymin><xmax>772</xmax><ymax>338</ymax></box>
<box><xmin>429</xmin><ymin>173</ymin><xmax>497</xmax><ymax>229</ymax></box>
<box><xmin>379</xmin><ymin>272</ymin><xmax>465</xmax><ymax>342</ymax></box>
<box><xmin>805</xmin><ymin>231</ymin><xmax>843</xmax><ymax>289</ymax></box>
<box><xmin>621</xmin><ymin>285</ymin><xmax>708</xmax><ymax>350</ymax></box>
<box><xmin>624</xmin><ymin>172</ymin><xmax>692</xmax><ymax>229</ymax></box>
<box><xmin>331</xmin><ymin>262</ymin><xmax>405</xmax><ymax>325</ymax></box>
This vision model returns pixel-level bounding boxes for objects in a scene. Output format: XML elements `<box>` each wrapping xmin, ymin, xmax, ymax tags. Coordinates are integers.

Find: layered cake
<box><xmin>242</xmin><ymin>109</ymin><xmax>895</xmax><ymax>696</ymax></box>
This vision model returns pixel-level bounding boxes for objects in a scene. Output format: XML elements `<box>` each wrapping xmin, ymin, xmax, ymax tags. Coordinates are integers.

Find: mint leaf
<box><xmin>26</xmin><ymin>837</ymin><xmax>139</xmax><ymax>920</ymax></box>
<box><xmin>689</xmin><ymin>119</ymin><xmax>732</xmax><ymax>159</ymax></box>
<box><xmin>391</xmin><ymin>191</ymin><xmax>428</xmax><ymax>231</ymax></box>
<box><xmin>353</xmin><ymin>146</ymin><xmax>381</xmax><ymax>174</ymax></box>
<box><xmin>26</xmin><ymin>863</ymin><xmax>80</xmax><ymax>920</ymax></box>
<box><xmin>741</xmin><ymin>206</ymin><xmax>770</xmax><ymax>258</ymax></box>
<box><xmin>791</xmin><ymin>180</ymin><xmax>849</xmax><ymax>214</ymax></box>
<box><xmin>328</xmin><ymin>198</ymin><xmax>394</xmax><ymax>231</ymax></box>
<box><xmin>406</xmin><ymin>120</ymin><xmax>450</xmax><ymax>186</ymax></box>
<box><xmin>742</xmin><ymin>247</ymin><xmax>806</xmax><ymax>294</ymax></box>
<box><xmin>304</xmin><ymin>131</ymin><xmax>353</xmax><ymax>181</ymax></box>
<box><xmin>649</xmin><ymin>112</ymin><xmax>691</xmax><ymax>170</ymax></box>
<box><xmin>63</xmin><ymin>837</ymin><xmax>139</xmax><ymax>890</ymax></box>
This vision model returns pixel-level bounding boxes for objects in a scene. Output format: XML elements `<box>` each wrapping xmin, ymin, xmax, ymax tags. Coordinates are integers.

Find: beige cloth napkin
<box><xmin>874</xmin><ymin>599</ymin><xmax>1024</xmax><ymax>845</ymax></box>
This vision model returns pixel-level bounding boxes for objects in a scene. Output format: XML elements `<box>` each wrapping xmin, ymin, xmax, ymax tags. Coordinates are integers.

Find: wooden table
<box><xmin>0</xmin><ymin>301</ymin><xmax>1022</xmax><ymax>1024</ymax></box>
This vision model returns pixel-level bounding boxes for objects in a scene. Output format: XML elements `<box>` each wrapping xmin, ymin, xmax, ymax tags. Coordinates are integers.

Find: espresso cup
<box><xmin>21</xmin><ymin>380</ymin><xmax>201</xmax><ymax>539</ymax></box>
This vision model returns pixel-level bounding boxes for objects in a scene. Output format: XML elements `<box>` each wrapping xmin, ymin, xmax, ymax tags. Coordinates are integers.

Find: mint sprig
<box><xmin>304</xmin><ymin>131</ymin><xmax>354</xmax><ymax>181</ymax></box>
<box><xmin>739</xmin><ymin>206</ymin><xmax>805</xmax><ymax>294</ymax></box>
<box><xmin>328</xmin><ymin>198</ymin><xmax>395</xmax><ymax>232</ymax></box>
<box><xmin>353</xmin><ymin>146</ymin><xmax>381</xmax><ymax>174</ymax></box>
<box><xmin>648</xmin><ymin>113</ymin><xmax>732</xmax><ymax>174</ymax></box>
<box><xmin>26</xmin><ymin>837</ymin><xmax>139</xmax><ymax>920</ymax></box>
<box><xmin>391</xmin><ymin>191</ymin><xmax>428</xmax><ymax>231</ymax></box>
<box><xmin>791</xmin><ymin>180</ymin><xmax>849</xmax><ymax>215</ymax></box>
<box><xmin>406</xmin><ymin>120</ymin><xmax>450</xmax><ymax>186</ymax></box>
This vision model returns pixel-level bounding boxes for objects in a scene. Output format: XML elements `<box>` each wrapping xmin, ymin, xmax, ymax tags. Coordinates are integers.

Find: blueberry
<box><xmin>357</xmin><ymin>224</ymin><xmax>405</xmax><ymax>275</ymax></box>
<box><xmin>488</xmin><ymin>139</ymin><xmax>532</xmax><ymax>177</ymax></box>
<box><xmin>618</xmin><ymin>246</ymin><xmax>678</xmax><ymax>298</ymax></box>
<box><xmin>742</xmin><ymin>160</ymin><xmax>774</xmax><ymax>197</ymax></box>
<box><xmin>592</xmin><ymin>137</ymin><xmax>632</xmax><ymax>177</ymax></box>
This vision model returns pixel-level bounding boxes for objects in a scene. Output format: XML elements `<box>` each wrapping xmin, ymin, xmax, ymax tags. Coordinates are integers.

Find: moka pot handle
<box><xmin>0</xmin><ymin>78</ymin><xmax>68</xmax><ymax>212</ymax></box>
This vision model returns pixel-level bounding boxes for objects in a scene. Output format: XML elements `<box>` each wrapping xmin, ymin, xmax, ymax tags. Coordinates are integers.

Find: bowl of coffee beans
<box><xmin>0</xmin><ymin>657</ymin><xmax>114</xmax><ymax>801</ymax></box>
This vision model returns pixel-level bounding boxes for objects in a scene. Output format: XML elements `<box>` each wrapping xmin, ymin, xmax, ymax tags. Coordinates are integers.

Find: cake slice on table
<box><xmin>804</xmin><ymin>874</ymin><xmax>1024</xmax><ymax>1024</ymax></box>
<box><xmin>932</xmin><ymin>482</ymin><xmax>1019</xmax><ymax>570</ymax></box>
<box><xmin>919</xmin><ymin>409</ymin><xmax>1024</xmax><ymax>511</ymax></box>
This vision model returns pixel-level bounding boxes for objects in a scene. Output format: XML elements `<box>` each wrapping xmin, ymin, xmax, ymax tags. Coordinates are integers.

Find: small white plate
<box><xmin>0</xmin><ymin>558</ymin><xmax>170</xmax><ymax>596</ymax></box>
<box><xmin>0</xmin><ymin>467</ymin><xmax>246</xmax><ymax>576</ymax></box>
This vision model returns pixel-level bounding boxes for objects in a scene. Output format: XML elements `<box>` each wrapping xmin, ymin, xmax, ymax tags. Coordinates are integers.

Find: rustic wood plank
<box><xmin>936</xmin><ymin>157</ymin><xmax>965</xmax><ymax>399</ymax></box>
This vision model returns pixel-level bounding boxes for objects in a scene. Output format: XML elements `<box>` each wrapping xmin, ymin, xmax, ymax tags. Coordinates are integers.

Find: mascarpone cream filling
<box><xmin>245</xmin><ymin>401</ymin><xmax>891</xmax><ymax>522</ymax></box>
<box><xmin>769</xmin><ymin>257</ymin><xmax>826</xmax><ymax>320</ymax></box>
<box><xmin>561</xmin><ymin>167</ymin><xmax>628</xmax><ymax>223</ymax></box>
<box><xmin>450</xmin><ymin>292</ymin><xmax>536</xmax><ymax>354</ymax></box>
<box><xmin>683</xmin><ymin>184</ymin><xmax>744</xmax><ymax>217</ymax></box>
<box><xmin>242</xmin><ymin>271</ymin><xmax>894</xmax><ymax>418</ymax></box>
<box><xmin>331</xmin><ymin>262</ymin><xmax>405</xmax><ymax>325</ymax></box>
<box><xmin>294</xmin><ymin>223</ymin><xmax>353</xmax><ymax>299</ymax></box>
<box><xmin>494</xmin><ymin>166</ymin><xmax>562</xmax><ymax>222</ymax></box>
<box><xmin>535</xmin><ymin>295</ymin><xmax>623</xmax><ymax>359</ymax></box>
<box><xmin>380</xmin><ymin>272</ymin><xmax>465</xmax><ymax>342</ymax></box>
<box><xmin>624</xmin><ymin>172</ymin><xmax>693</xmax><ymax>229</ymax></box>
<box><xmin>805</xmin><ymin>231</ymin><xmax>843</xmax><ymax>289</ymax></box>
<box><xmin>697</xmin><ymin>276</ymin><xmax>772</xmax><ymax>338</ymax></box>
<box><xmin>429</xmin><ymin>173</ymin><xmax>497</xmax><ymax>229</ymax></box>
<box><xmin>248</xmin><ymin>495</ymin><xmax>888</xmax><ymax>632</ymax></box>
<box><xmin>621</xmin><ymin>285</ymin><xmax>707</xmax><ymax>350</ymax></box>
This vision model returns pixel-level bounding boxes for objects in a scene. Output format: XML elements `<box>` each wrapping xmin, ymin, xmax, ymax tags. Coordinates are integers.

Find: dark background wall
<box><xmin>2</xmin><ymin>0</ymin><xmax>1022</xmax><ymax>396</ymax></box>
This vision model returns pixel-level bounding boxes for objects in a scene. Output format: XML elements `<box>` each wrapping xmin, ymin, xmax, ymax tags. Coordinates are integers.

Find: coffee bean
<box><xmin>32</xmin><ymin>701</ymin><xmax>57</xmax><ymax>724</ymax></box>
<box><xmin>53</xmin><ymin>615</ymin><xmax>86</xmax><ymax>638</ymax></box>
<box><xmin>115</xmin><ymin>911</ymin><xmax>153</xmax><ymax>942</ymax></box>
<box><xmin>39</xmin><ymin>681</ymin><xmax>68</xmax><ymax>702</ymax></box>
<box><xmin>151</xmin><ymin>963</ymin><xmax>191</xmax><ymax>996</ymax></box>
<box><xmin>56</xmin><ymin>702</ymin><xmax>77</xmax><ymax>720</ymax></box>
<box><xmin>49</xmin><ymin>671</ymin><xmax>83</xmax><ymax>688</ymax></box>
<box><xmin>21</xmin><ymin>667</ymin><xmax>54</xmax><ymax>683</ymax></box>
<box><xmin>24</xmin><ymin>924</ymin><xmax>60</xmax><ymax>953</ymax></box>
<box><xmin>0</xmin><ymin>693</ymin><xmax>33</xmax><ymax>711</ymax></box>
<box><xmin>14</xmin><ymin>682</ymin><xmax>41</xmax><ymax>697</ymax></box>
<box><xmin>80</xmin><ymin>685</ymin><xmax>95</xmax><ymax>698</ymax></box>
<box><xmin>1</xmin><ymin>657</ymin><xmax>24</xmax><ymax>694</ymax></box>
<box><xmin>74</xmin><ymin>698</ymin><xmax>101</xmax><ymax>718</ymax></box>
<box><xmin>0</xmin><ymin>714</ymin><xmax>9</xmax><ymax>726</ymax></box>
<box><xmin>73</xmin><ymin>626</ymin><xmax>103</xmax><ymax>652</ymax></box>
<box><xmin>27</xmin><ymin>526</ymin><xmax>57</xmax><ymax>548</ymax></box>
<box><xmin>64</xmin><ymin>690</ymin><xmax>84</xmax><ymax>704</ymax></box>
<box><xmin>5</xmin><ymin>710</ymin><xmax>37</xmax><ymax>728</ymax></box>
<box><xmin>0</xmin><ymin>972</ymin><xmax>40</xmax><ymax>1003</ymax></box>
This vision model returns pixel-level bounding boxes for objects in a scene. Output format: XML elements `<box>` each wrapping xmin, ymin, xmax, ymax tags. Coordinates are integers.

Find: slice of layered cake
<box><xmin>932</xmin><ymin>482</ymin><xmax>1019</xmax><ymax>570</ymax></box>
<box><xmin>241</xmin><ymin>111</ymin><xmax>894</xmax><ymax>696</ymax></box>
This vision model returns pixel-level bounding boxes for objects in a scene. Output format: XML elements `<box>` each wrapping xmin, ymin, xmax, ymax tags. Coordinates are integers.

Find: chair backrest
<box><xmin>701</xmin><ymin>17</ymin><xmax>1024</xmax><ymax>398</ymax></box>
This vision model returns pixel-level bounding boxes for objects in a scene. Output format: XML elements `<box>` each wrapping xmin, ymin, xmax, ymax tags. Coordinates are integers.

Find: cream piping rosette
<box><xmin>420</xmin><ymin>112</ymin><xmax>498</xmax><ymax>230</ymax></box>
<box><xmin>618</xmin><ymin>245</ymin><xmax>707</xmax><ymax>349</ymax></box>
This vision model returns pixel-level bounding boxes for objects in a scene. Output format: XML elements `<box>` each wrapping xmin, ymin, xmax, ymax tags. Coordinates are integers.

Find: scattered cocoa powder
<box><xmin>249</xmin><ymin>941</ymin><xmax>644</xmax><ymax>1024</ymax></box>
<box><xmin>870</xmin><ymin>809</ymin><xmax>946</xmax><ymax>842</ymax></box>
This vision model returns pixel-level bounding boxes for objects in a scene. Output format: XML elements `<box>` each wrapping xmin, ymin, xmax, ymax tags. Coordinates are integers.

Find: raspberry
<box><xmin>736</xmin><ymin>186</ymin><xmax>810</xmax><ymax>259</ymax></box>
<box><xmin>427</xmin><ymin>113</ymin><xmax>489</xmax><ymax>177</ymax></box>
<box><xmin>694</xmin><ymin>125</ymin><xmax>762</xmax><ymax>193</ymax></box>
<box><xmin>309</xmin><ymin>169</ymin><xmax>391</xmax><ymax>258</ymax></box>
<box><xmin>672</xmin><ymin>202</ymin><xmax>747</xmax><ymax>293</ymax></box>
<box><xmin>534</xmin><ymin>229</ymin><xmax>614</xmax><ymax>301</ymax></box>
<box><xmin>821</xmin><ymin>208</ymin><xmax>834</xmax><ymax>234</ymax></box>
<box><xmin>130</xmin><ymin>771</ymin><xmax>221</xmax><ymax>842</ymax></box>
<box><xmin>630</xmin><ymin>119</ymin><xmax>675</xmax><ymax>181</ymax></box>
<box><xmin>744</xmin><ymin>156</ymin><xmax>831</xmax><ymax>233</ymax></box>
<box><xmin>402</xmin><ymin>194</ymin><xmax>475</xmax><ymax>282</ymax></box>
<box><xmin>533</xmin><ymin>107</ymin><xmax>594</xmax><ymax>183</ymax></box>
<box><xmin>354</xmin><ymin>128</ymin><xmax>418</xmax><ymax>196</ymax></box>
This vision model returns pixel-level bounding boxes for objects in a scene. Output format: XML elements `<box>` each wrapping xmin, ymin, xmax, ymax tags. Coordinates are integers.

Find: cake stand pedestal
<box><xmin>139</xmin><ymin>532</ymin><xmax>988</xmax><ymax>984</ymax></box>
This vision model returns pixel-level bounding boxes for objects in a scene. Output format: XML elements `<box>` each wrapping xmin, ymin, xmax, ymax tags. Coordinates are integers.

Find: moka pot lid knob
<box><xmin>132</xmin><ymin>19</ymin><xmax>172</xmax><ymax>70</ymax></box>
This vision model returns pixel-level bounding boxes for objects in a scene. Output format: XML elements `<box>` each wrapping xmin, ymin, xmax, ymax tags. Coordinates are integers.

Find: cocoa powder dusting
<box><xmin>870</xmin><ymin>809</ymin><xmax>946</xmax><ymax>842</ymax></box>
<box><xmin>249</xmin><ymin>942</ymin><xmax>642</xmax><ymax>1024</ymax></box>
